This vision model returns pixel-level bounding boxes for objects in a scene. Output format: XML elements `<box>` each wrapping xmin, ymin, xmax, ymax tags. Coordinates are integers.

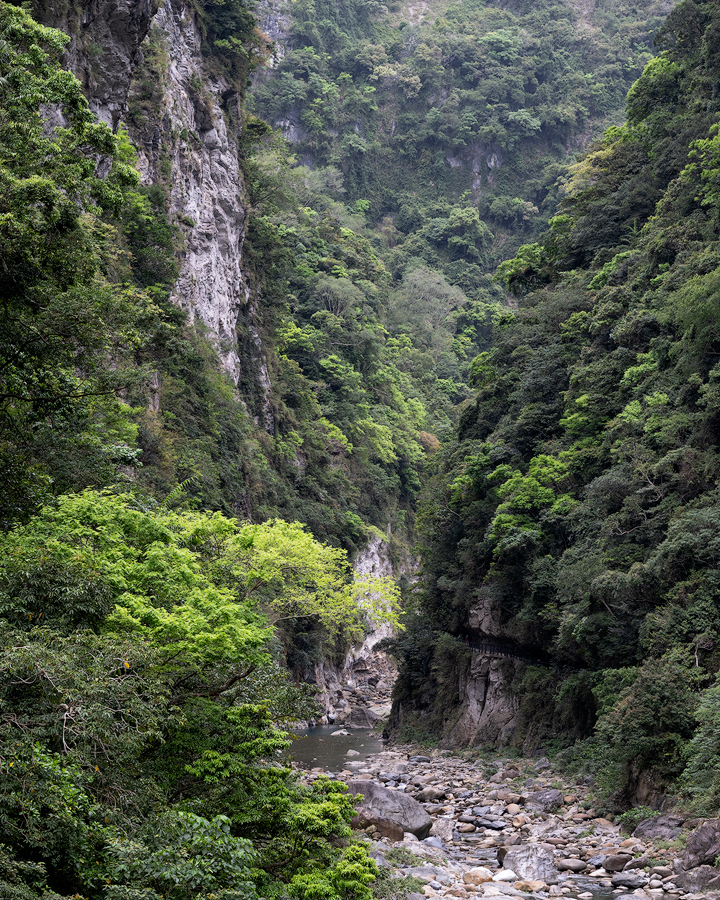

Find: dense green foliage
<box><xmin>0</xmin><ymin>489</ymin><xmax>390</xmax><ymax>899</ymax></box>
<box><xmin>394</xmin><ymin>0</ymin><xmax>720</xmax><ymax>811</ymax></box>
<box><xmin>0</xmin><ymin>3</ymin><xmax>152</xmax><ymax>525</ymax></box>
<box><xmin>0</xmin><ymin>6</ymin><xmax>401</xmax><ymax>897</ymax></box>
<box><xmin>8</xmin><ymin>0</ymin><xmax>720</xmax><ymax>893</ymax></box>
<box><xmin>242</xmin><ymin>0</ymin><xmax>672</xmax><ymax>554</ymax></box>
<box><xmin>242</xmin><ymin>139</ymin><xmax>503</xmax><ymax>551</ymax></box>
<box><xmin>251</xmin><ymin>0</ymin><xmax>671</xmax><ymax>267</ymax></box>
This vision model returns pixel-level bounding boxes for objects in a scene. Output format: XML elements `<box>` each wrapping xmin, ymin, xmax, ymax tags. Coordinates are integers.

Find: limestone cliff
<box><xmin>127</xmin><ymin>0</ymin><xmax>250</xmax><ymax>383</ymax></box>
<box><xmin>35</xmin><ymin>0</ymin><xmax>266</xmax><ymax>391</ymax></box>
<box><xmin>35</xmin><ymin>0</ymin><xmax>157</xmax><ymax>127</ymax></box>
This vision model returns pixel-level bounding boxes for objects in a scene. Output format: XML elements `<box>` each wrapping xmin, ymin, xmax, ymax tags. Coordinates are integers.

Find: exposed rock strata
<box><xmin>313</xmin><ymin>534</ymin><xmax>402</xmax><ymax>725</ymax></box>
<box><xmin>38</xmin><ymin>0</ymin><xmax>258</xmax><ymax>385</ymax></box>
<box><xmin>445</xmin><ymin>655</ymin><xmax>520</xmax><ymax>749</ymax></box>
<box><xmin>35</xmin><ymin>0</ymin><xmax>157</xmax><ymax>127</ymax></box>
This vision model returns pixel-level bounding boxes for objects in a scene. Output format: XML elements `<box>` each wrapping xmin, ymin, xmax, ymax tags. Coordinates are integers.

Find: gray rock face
<box><xmin>349</xmin><ymin>706</ymin><xmax>381</xmax><ymax>728</ymax></box>
<box><xmin>313</xmin><ymin>536</ymin><xmax>399</xmax><ymax>722</ymax></box>
<box><xmin>346</xmin><ymin>780</ymin><xmax>432</xmax><ymax>839</ymax></box>
<box><xmin>40</xmin><ymin>0</ymin><xmax>259</xmax><ymax>390</ymax></box>
<box><xmin>350</xmin><ymin>806</ymin><xmax>404</xmax><ymax>842</ymax></box>
<box><xmin>129</xmin><ymin>0</ymin><xmax>251</xmax><ymax>385</ymax></box>
<box><xmin>36</xmin><ymin>0</ymin><xmax>157</xmax><ymax>127</ymax></box>
<box><xmin>525</xmin><ymin>789</ymin><xmax>564</xmax><ymax>812</ymax></box>
<box><xmin>675</xmin><ymin>865</ymin><xmax>720</xmax><ymax>892</ymax></box>
<box><xmin>503</xmin><ymin>846</ymin><xmax>558</xmax><ymax>883</ymax></box>
<box><xmin>684</xmin><ymin>820</ymin><xmax>720</xmax><ymax>869</ymax></box>
<box><xmin>611</xmin><ymin>872</ymin><xmax>648</xmax><ymax>888</ymax></box>
<box><xmin>254</xmin><ymin>0</ymin><xmax>291</xmax><ymax>56</ymax></box>
<box><xmin>633</xmin><ymin>814</ymin><xmax>684</xmax><ymax>841</ymax></box>
<box><xmin>445</xmin><ymin>653</ymin><xmax>520</xmax><ymax>747</ymax></box>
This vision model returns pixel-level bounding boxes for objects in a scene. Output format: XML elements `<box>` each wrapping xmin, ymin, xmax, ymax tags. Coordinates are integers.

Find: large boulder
<box><xmin>347</xmin><ymin>780</ymin><xmax>433</xmax><ymax>839</ymax></box>
<box><xmin>633</xmin><ymin>814</ymin><xmax>684</xmax><ymax>842</ymax></box>
<box><xmin>348</xmin><ymin>706</ymin><xmax>380</xmax><ymax>728</ymax></box>
<box><xmin>684</xmin><ymin>820</ymin><xmax>720</xmax><ymax>870</ymax></box>
<box><xmin>429</xmin><ymin>817</ymin><xmax>454</xmax><ymax>843</ymax></box>
<box><xmin>675</xmin><ymin>866</ymin><xmax>720</xmax><ymax>892</ymax></box>
<box><xmin>525</xmin><ymin>789</ymin><xmax>564</xmax><ymax>812</ymax></box>
<box><xmin>417</xmin><ymin>786</ymin><xmax>446</xmax><ymax>802</ymax></box>
<box><xmin>604</xmin><ymin>854</ymin><xmax>632</xmax><ymax>873</ymax></box>
<box><xmin>503</xmin><ymin>846</ymin><xmax>558</xmax><ymax>883</ymax></box>
<box><xmin>611</xmin><ymin>872</ymin><xmax>648</xmax><ymax>889</ymax></box>
<box><xmin>350</xmin><ymin>806</ymin><xmax>404</xmax><ymax>842</ymax></box>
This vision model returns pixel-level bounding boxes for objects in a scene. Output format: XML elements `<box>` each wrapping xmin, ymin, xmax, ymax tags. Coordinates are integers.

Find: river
<box><xmin>287</xmin><ymin>724</ymin><xmax>386</xmax><ymax>772</ymax></box>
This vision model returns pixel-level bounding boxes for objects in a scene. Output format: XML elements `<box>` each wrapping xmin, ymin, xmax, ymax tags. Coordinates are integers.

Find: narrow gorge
<box><xmin>4</xmin><ymin>0</ymin><xmax>720</xmax><ymax>897</ymax></box>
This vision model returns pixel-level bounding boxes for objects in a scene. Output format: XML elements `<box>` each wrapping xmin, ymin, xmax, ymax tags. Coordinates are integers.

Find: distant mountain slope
<box><xmin>252</xmin><ymin>0</ymin><xmax>675</xmax><ymax>271</ymax></box>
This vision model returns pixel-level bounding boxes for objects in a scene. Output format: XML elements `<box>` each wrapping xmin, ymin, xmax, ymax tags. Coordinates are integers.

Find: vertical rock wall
<box><xmin>313</xmin><ymin>535</ymin><xmax>401</xmax><ymax>728</ymax></box>
<box><xmin>444</xmin><ymin>655</ymin><xmax>520</xmax><ymax>747</ymax></box>
<box><xmin>128</xmin><ymin>0</ymin><xmax>249</xmax><ymax>383</ymax></box>
<box><xmin>37</xmin><ymin>0</ymin><xmax>265</xmax><ymax>389</ymax></box>
<box><xmin>445</xmin><ymin>592</ymin><xmax>520</xmax><ymax>747</ymax></box>
<box><xmin>35</xmin><ymin>0</ymin><xmax>158</xmax><ymax>127</ymax></box>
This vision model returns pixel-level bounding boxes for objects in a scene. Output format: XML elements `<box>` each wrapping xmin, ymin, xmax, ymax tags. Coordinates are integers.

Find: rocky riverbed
<box><xmin>297</xmin><ymin>749</ymin><xmax>720</xmax><ymax>900</ymax></box>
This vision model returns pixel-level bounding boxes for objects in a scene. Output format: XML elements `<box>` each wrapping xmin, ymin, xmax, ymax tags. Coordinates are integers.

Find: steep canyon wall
<box><xmin>36</xmin><ymin>0</ymin><xmax>268</xmax><ymax>392</ymax></box>
<box><xmin>36</xmin><ymin>0</ymin><xmax>400</xmax><ymax>718</ymax></box>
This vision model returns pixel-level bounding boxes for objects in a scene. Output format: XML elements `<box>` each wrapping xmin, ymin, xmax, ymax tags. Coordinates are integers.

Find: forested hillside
<box><xmin>394</xmin><ymin>0</ymin><xmax>720</xmax><ymax>813</ymax></box>
<box><xmin>243</xmin><ymin>0</ymin><xmax>673</xmax><ymax>550</ymax></box>
<box><xmin>0</xmin><ymin>3</ymin><xmax>395</xmax><ymax>898</ymax></box>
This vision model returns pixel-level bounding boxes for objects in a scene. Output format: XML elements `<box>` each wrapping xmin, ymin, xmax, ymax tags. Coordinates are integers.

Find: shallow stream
<box><xmin>287</xmin><ymin>724</ymin><xmax>386</xmax><ymax>772</ymax></box>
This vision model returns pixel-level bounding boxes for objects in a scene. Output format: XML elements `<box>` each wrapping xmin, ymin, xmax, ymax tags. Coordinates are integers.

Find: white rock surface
<box><xmin>132</xmin><ymin>0</ymin><xmax>251</xmax><ymax>384</ymax></box>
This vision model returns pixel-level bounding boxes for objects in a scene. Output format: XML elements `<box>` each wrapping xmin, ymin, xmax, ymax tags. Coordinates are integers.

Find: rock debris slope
<box><xmin>299</xmin><ymin>752</ymin><xmax>717</xmax><ymax>900</ymax></box>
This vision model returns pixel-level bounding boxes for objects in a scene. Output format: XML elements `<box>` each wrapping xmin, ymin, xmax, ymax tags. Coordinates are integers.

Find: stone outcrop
<box><xmin>313</xmin><ymin>535</ymin><xmax>404</xmax><ymax>726</ymax></box>
<box><xmin>35</xmin><ymin>0</ymin><xmax>257</xmax><ymax>387</ymax></box>
<box><xmin>634</xmin><ymin>814</ymin><xmax>684</xmax><ymax>841</ymax></box>
<box><xmin>128</xmin><ymin>0</ymin><xmax>251</xmax><ymax>383</ymax></box>
<box><xmin>683</xmin><ymin>819</ymin><xmax>720</xmax><ymax>870</ymax></box>
<box><xmin>445</xmin><ymin>654</ymin><xmax>520</xmax><ymax>748</ymax></box>
<box><xmin>346</xmin><ymin>780</ymin><xmax>432</xmax><ymax>839</ymax></box>
<box><xmin>35</xmin><ymin>0</ymin><xmax>158</xmax><ymax>127</ymax></box>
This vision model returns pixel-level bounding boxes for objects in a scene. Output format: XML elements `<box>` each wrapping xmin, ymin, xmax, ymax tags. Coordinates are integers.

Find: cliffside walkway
<box><xmin>457</xmin><ymin>638</ymin><xmax>545</xmax><ymax>665</ymax></box>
